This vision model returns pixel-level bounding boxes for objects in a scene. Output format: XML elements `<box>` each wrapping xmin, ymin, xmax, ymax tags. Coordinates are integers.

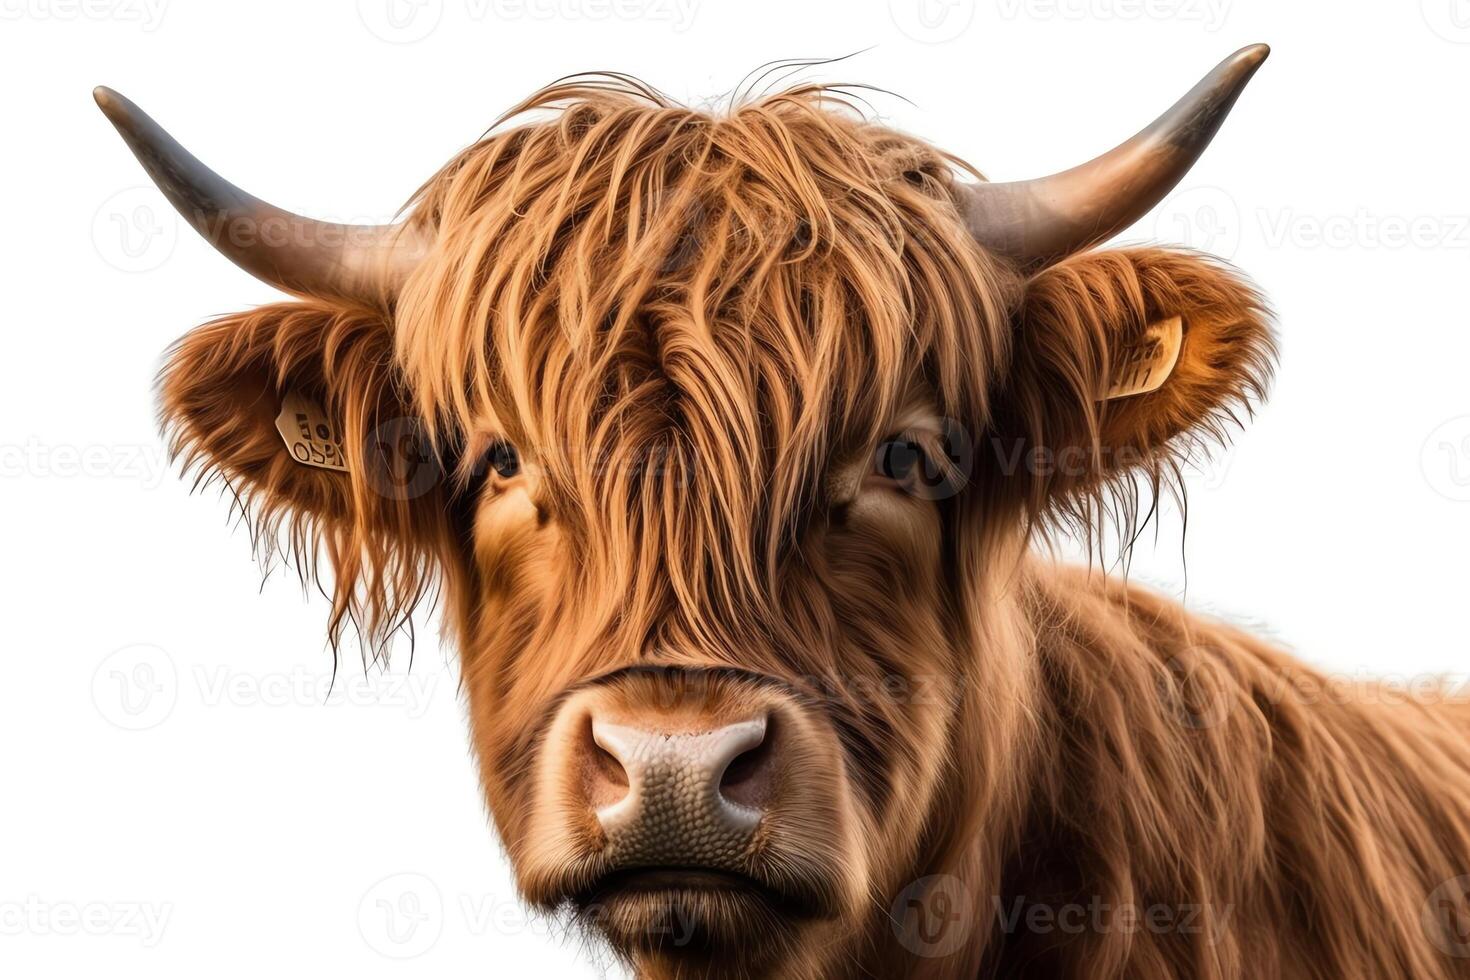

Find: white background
<box><xmin>3</xmin><ymin>0</ymin><xmax>1470</xmax><ymax>976</ymax></box>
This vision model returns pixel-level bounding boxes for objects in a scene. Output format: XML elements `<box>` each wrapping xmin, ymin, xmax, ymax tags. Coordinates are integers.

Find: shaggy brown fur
<box><xmin>156</xmin><ymin>77</ymin><xmax>1470</xmax><ymax>978</ymax></box>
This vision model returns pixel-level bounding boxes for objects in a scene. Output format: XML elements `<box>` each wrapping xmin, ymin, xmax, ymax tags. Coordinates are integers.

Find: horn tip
<box><xmin>1234</xmin><ymin>43</ymin><xmax>1271</xmax><ymax>68</ymax></box>
<box><xmin>93</xmin><ymin>85</ymin><xmax>133</xmax><ymax>127</ymax></box>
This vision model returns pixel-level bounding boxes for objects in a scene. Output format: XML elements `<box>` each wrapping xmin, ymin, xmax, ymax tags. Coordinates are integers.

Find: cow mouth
<box><xmin>588</xmin><ymin>863</ymin><xmax>787</xmax><ymax>905</ymax></box>
<box><xmin>572</xmin><ymin>864</ymin><xmax>827</xmax><ymax>918</ymax></box>
<box><xmin>590</xmin><ymin>866</ymin><xmax>766</xmax><ymax>894</ymax></box>
<box><xmin>564</xmin><ymin>864</ymin><xmax>830</xmax><ymax>960</ymax></box>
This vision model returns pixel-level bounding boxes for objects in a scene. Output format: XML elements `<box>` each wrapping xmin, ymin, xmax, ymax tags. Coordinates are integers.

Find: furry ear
<box><xmin>159</xmin><ymin>301</ymin><xmax>455</xmax><ymax>651</ymax></box>
<box><xmin>987</xmin><ymin>247</ymin><xmax>1276</xmax><ymax>533</ymax></box>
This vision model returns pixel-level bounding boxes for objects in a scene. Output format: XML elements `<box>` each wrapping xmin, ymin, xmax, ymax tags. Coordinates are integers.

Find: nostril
<box><xmin>718</xmin><ymin>717</ymin><xmax>775</xmax><ymax>811</ymax></box>
<box><xmin>583</xmin><ymin>719</ymin><xmax>632</xmax><ymax>811</ymax></box>
<box><xmin>719</xmin><ymin>741</ymin><xmax>767</xmax><ymax>800</ymax></box>
<box><xmin>592</xmin><ymin>739</ymin><xmax>630</xmax><ymax>789</ymax></box>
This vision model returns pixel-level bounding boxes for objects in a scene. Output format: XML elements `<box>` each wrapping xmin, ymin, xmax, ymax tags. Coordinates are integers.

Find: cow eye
<box><xmin>486</xmin><ymin>440</ymin><xmax>520</xmax><ymax>479</ymax></box>
<box><xmin>874</xmin><ymin>438</ymin><xmax>925</xmax><ymax>484</ymax></box>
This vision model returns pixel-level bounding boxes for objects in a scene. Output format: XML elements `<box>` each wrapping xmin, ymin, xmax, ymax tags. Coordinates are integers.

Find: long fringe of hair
<box><xmin>391</xmin><ymin>76</ymin><xmax>1015</xmax><ymax>653</ymax></box>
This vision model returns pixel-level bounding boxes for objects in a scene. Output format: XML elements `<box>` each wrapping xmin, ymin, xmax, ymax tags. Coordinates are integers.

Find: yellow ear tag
<box><xmin>274</xmin><ymin>390</ymin><xmax>350</xmax><ymax>472</ymax></box>
<box><xmin>1101</xmin><ymin>315</ymin><xmax>1183</xmax><ymax>401</ymax></box>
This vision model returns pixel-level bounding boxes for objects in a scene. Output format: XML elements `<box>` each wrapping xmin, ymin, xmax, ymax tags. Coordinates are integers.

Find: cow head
<box><xmin>99</xmin><ymin>45</ymin><xmax>1274</xmax><ymax>977</ymax></box>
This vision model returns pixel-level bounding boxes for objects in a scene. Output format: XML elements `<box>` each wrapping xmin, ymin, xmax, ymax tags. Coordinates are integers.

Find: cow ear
<box><xmin>989</xmin><ymin>247</ymin><xmax>1276</xmax><ymax>525</ymax></box>
<box><xmin>159</xmin><ymin>300</ymin><xmax>453</xmax><ymax>649</ymax></box>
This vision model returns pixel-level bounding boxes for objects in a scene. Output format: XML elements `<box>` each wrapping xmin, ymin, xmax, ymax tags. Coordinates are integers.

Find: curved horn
<box><xmin>93</xmin><ymin>86</ymin><xmax>427</xmax><ymax>304</ymax></box>
<box><xmin>960</xmin><ymin>43</ymin><xmax>1269</xmax><ymax>271</ymax></box>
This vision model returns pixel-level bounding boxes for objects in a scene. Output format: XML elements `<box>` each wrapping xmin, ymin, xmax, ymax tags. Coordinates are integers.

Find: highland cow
<box><xmin>97</xmin><ymin>45</ymin><xmax>1470</xmax><ymax>979</ymax></box>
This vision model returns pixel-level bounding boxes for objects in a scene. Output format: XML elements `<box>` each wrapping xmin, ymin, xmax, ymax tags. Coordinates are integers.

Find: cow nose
<box><xmin>587</xmin><ymin>714</ymin><xmax>772</xmax><ymax>866</ymax></box>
